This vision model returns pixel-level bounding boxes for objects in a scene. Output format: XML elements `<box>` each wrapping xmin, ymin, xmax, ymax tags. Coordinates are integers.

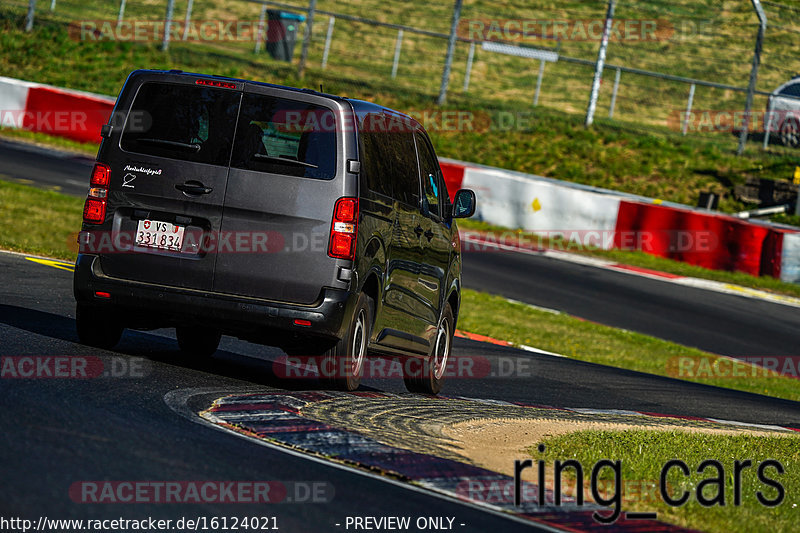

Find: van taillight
<box><xmin>328</xmin><ymin>197</ymin><xmax>358</xmax><ymax>260</ymax></box>
<box><xmin>90</xmin><ymin>163</ymin><xmax>111</xmax><ymax>187</ymax></box>
<box><xmin>83</xmin><ymin>163</ymin><xmax>111</xmax><ymax>224</ymax></box>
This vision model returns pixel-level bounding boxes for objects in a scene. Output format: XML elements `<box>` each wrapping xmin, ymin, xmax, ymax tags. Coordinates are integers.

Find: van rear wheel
<box><xmin>75</xmin><ymin>303</ymin><xmax>124</xmax><ymax>350</ymax></box>
<box><xmin>404</xmin><ymin>303</ymin><xmax>454</xmax><ymax>395</ymax></box>
<box><xmin>176</xmin><ymin>326</ymin><xmax>221</xmax><ymax>358</ymax></box>
<box><xmin>317</xmin><ymin>292</ymin><xmax>371</xmax><ymax>391</ymax></box>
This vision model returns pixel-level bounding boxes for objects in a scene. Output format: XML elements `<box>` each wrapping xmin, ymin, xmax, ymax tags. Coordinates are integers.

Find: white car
<box><xmin>767</xmin><ymin>76</ymin><xmax>800</xmax><ymax>147</ymax></box>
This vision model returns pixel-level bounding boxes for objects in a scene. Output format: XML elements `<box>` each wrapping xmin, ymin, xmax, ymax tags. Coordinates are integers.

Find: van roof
<box><xmin>129</xmin><ymin>69</ymin><xmax>419</xmax><ymax>128</ymax></box>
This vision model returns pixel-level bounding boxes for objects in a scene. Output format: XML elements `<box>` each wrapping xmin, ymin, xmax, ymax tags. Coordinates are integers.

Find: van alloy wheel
<box><xmin>318</xmin><ymin>292</ymin><xmax>372</xmax><ymax>391</ymax></box>
<box><xmin>403</xmin><ymin>303</ymin><xmax>454</xmax><ymax>395</ymax></box>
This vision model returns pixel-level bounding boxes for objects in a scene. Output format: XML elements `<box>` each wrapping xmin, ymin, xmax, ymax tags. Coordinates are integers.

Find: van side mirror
<box><xmin>452</xmin><ymin>189</ymin><xmax>476</xmax><ymax>219</ymax></box>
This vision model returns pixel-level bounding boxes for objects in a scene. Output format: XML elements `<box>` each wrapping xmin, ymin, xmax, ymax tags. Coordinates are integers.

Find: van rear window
<box><xmin>120</xmin><ymin>82</ymin><xmax>240</xmax><ymax>165</ymax></box>
<box><xmin>229</xmin><ymin>94</ymin><xmax>337</xmax><ymax>180</ymax></box>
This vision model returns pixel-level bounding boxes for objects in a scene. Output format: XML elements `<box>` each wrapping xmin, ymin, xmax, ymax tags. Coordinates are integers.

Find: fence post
<box><xmin>254</xmin><ymin>4</ymin><xmax>267</xmax><ymax>54</ymax></box>
<box><xmin>117</xmin><ymin>0</ymin><xmax>127</xmax><ymax>29</ymax></box>
<box><xmin>737</xmin><ymin>0</ymin><xmax>767</xmax><ymax>155</ymax></box>
<box><xmin>182</xmin><ymin>0</ymin><xmax>195</xmax><ymax>41</ymax></box>
<box><xmin>321</xmin><ymin>16</ymin><xmax>335</xmax><ymax>69</ymax></box>
<box><xmin>162</xmin><ymin>0</ymin><xmax>175</xmax><ymax>51</ymax></box>
<box><xmin>391</xmin><ymin>29</ymin><xmax>404</xmax><ymax>79</ymax></box>
<box><xmin>298</xmin><ymin>0</ymin><xmax>317</xmax><ymax>77</ymax></box>
<box><xmin>585</xmin><ymin>0</ymin><xmax>616</xmax><ymax>127</ymax></box>
<box><xmin>533</xmin><ymin>60</ymin><xmax>545</xmax><ymax>107</ymax></box>
<box><xmin>608</xmin><ymin>67</ymin><xmax>620</xmax><ymax>118</ymax></box>
<box><xmin>463</xmin><ymin>41</ymin><xmax>475</xmax><ymax>92</ymax></box>
<box><xmin>763</xmin><ymin>95</ymin><xmax>774</xmax><ymax>149</ymax></box>
<box><xmin>681</xmin><ymin>83</ymin><xmax>696</xmax><ymax>136</ymax></box>
<box><xmin>436</xmin><ymin>0</ymin><xmax>463</xmax><ymax>106</ymax></box>
<box><xmin>25</xmin><ymin>0</ymin><xmax>36</xmax><ymax>32</ymax></box>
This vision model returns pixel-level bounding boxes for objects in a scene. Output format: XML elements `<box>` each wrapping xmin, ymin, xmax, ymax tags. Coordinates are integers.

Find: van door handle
<box><xmin>414</xmin><ymin>225</ymin><xmax>424</xmax><ymax>236</ymax></box>
<box><xmin>175</xmin><ymin>181</ymin><xmax>213</xmax><ymax>195</ymax></box>
<box><xmin>424</xmin><ymin>229</ymin><xmax>434</xmax><ymax>241</ymax></box>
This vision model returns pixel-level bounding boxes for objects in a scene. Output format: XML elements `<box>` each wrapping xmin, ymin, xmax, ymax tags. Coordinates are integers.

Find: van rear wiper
<box><xmin>253</xmin><ymin>153</ymin><xmax>318</xmax><ymax>169</ymax></box>
<box><xmin>138</xmin><ymin>138</ymin><xmax>201</xmax><ymax>152</ymax></box>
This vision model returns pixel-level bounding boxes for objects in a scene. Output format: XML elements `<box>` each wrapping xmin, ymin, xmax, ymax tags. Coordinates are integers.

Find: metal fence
<box><xmin>13</xmin><ymin>0</ymin><xmax>800</xmax><ymax>158</ymax></box>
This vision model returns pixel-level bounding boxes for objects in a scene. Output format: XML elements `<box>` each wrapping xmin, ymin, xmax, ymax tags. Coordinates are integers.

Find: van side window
<box><xmin>121</xmin><ymin>82</ymin><xmax>239</xmax><ymax>166</ymax></box>
<box><xmin>359</xmin><ymin>113</ymin><xmax>418</xmax><ymax>205</ymax></box>
<box><xmin>415</xmin><ymin>131</ymin><xmax>441</xmax><ymax>219</ymax></box>
<box><xmin>359</xmin><ymin>128</ymin><xmax>392</xmax><ymax>198</ymax></box>
<box><xmin>388</xmin><ymin>132</ymin><xmax>420</xmax><ymax>207</ymax></box>
<box><xmin>230</xmin><ymin>94</ymin><xmax>337</xmax><ymax>180</ymax></box>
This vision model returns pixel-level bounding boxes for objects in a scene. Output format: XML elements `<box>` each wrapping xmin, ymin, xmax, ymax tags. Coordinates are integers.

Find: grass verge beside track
<box><xmin>459</xmin><ymin>289</ymin><xmax>800</xmax><ymax>403</ymax></box>
<box><xmin>0</xmin><ymin>179</ymin><xmax>82</xmax><ymax>260</ymax></box>
<box><xmin>2</xmin><ymin>179</ymin><xmax>798</xmax><ymax>402</ymax></box>
<box><xmin>3</xmin><ymin>6</ymin><xmax>800</xmax><ymax>216</ymax></box>
<box><xmin>533</xmin><ymin>430</ymin><xmax>799</xmax><ymax>533</ymax></box>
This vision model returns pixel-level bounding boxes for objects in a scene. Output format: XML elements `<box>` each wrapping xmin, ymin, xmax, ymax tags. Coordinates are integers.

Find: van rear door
<box><xmin>99</xmin><ymin>77</ymin><xmax>241</xmax><ymax>291</ymax></box>
<box><xmin>211</xmin><ymin>86</ymin><xmax>348</xmax><ymax>305</ymax></box>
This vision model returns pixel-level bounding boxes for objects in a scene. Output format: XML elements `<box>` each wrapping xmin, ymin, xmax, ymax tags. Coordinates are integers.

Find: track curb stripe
<box><xmin>201</xmin><ymin>391</ymin><xmax>715</xmax><ymax>532</ymax></box>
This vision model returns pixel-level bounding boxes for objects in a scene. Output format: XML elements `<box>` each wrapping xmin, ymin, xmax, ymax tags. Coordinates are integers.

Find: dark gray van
<box><xmin>73</xmin><ymin>69</ymin><xmax>475</xmax><ymax>394</ymax></box>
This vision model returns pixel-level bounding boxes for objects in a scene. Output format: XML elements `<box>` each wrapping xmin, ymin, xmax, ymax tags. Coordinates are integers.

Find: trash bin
<box><xmin>697</xmin><ymin>192</ymin><xmax>719</xmax><ymax>210</ymax></box>
<box><xmin>266</xmin><ymin>10</ymin><xmax>306</xmax><ymax>62</ymax></box>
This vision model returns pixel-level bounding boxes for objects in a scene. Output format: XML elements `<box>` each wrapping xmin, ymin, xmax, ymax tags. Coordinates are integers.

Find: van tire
<box><xmin>404</xmin><ymin>303</ymin><xmax>454</xmax><ymax>395</ymax></box>
<box><xmin>318</xmin><ymin>292</ymin><xmax>372</xmax><ymax>391</ymax></box>
<box><xmin>75</xmin><ymin>303</ymin><xmax>124</xmax><ymax>350</ymax></box>
<box><xmin>176</xmin><ymin>327</ymin><xmax>221</xmax><ymax>358</ymax></box>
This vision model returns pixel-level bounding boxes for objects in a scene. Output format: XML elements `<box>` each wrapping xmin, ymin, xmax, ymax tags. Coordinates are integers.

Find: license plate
<box><xmin>135</xmin><ymin>219</ymin><xmax>184</xmax><ymax>251</ymax></box>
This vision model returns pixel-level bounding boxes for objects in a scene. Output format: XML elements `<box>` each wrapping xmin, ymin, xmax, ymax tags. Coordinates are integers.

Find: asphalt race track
<box><xmin>463</xmin><ymin>248</ymin><xmax>800</xmax><ymax>358</ymax></box>
<box><xmin>1</xmin><ymin>251</ymin><xmax>799</xmax><ymax>530</ymax></box>
<box><xmin>3</xmin><ymin>138</ymin><xmax>800</xmax><ymax>530</ymax></box>
<box><xmin>3</xmin><ymin>137</ymin><xmax>799</xmax><ymax>359</ymax></box>
<box><xmin>0</xmin><ymin>139</ymin><xmax>94</xmax><ymax>197</ymax></box>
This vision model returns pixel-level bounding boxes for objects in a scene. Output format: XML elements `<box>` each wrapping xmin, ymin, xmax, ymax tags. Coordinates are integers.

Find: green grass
<box><xmin>0</xmin><ymin>180</ymin><xmax>83</xmax><ymax>260</ymax></box>
<box><xmin>459</xmin><ymin>218</ymin><xmax>800</xmax><ymax>298</ymax></box>
<box><xmin>458</xmin><ymin>288</ymin><xmax>800</xmax><ymax>403</ymax></box>
<box><xmin>0</xmin><ymin>128</ymin><xmax>98</xmax><ymax>156</ymax></box>
<box><xmin>2</xmin><ymin>2</ymin><xmax>800</xmax><ymax>219</ymax></box>
<box><xmin>2</xmin><ymin>179</ymin><xmax>798</xmax><ymax>402</ymax></box>
<box><xmin>532</xmin><ymin>430</ymin><xmax>799</xmax><ymax>533</ymax></box>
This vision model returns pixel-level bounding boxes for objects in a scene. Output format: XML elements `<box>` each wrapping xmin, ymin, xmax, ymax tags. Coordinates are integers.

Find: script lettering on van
<box><xmin>123</xmin><ymin>164</ymin><xmax>163</xmax><ymax>176</ymax></box>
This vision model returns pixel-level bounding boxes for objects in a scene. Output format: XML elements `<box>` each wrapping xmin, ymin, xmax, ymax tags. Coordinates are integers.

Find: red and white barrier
<box><xmin>0</xmin><ymin>76</ymin><xmax>114</xmax><ymax>144</ymax></box>
<box><xmin>1</xmin><ymin>75</ymin><xmax>798</xmax><ymax>283</ymax></box>
<box><xmin>438</xmin><ymin>157</ymin><xmax>800</xmax><ymax>283</ymax></box>
<box><xmin>461</xmin><ymin>166</ymin><xmax>622</xmax><ymax>249</ymax></box>
<box><xmin>782</xmin><ymin>232</ymin><xmax>800</xmax><ymax>284</ymax></box>
<box><xmin>613</xmin><ymin>200</ymin><xmax>790</xmax><ymax>278</ymax></box>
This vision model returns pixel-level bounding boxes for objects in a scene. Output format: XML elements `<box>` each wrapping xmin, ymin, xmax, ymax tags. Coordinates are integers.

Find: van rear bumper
<box><xmin>73</xmin><ymin>254</ymin><xmax>352</xmax><ymax>341</ymax></box>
